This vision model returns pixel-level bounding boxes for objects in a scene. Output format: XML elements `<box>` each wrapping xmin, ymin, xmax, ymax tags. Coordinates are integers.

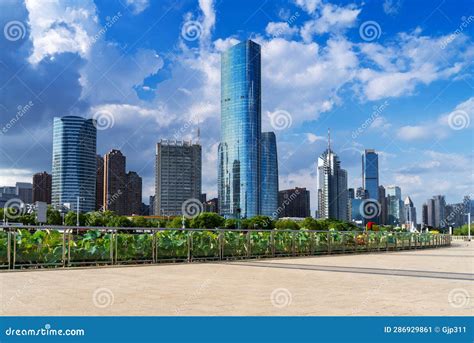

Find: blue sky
<box><xmin>0</xmin><ymin>0</ymin><xmax>473</xmax><ymax>219</ymax></box>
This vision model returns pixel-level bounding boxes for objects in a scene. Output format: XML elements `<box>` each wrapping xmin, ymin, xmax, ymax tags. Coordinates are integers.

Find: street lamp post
<box><xmin>468</xmin><ymin>212</ymin><xmax>471</xmax><ymax>241</ymax></box>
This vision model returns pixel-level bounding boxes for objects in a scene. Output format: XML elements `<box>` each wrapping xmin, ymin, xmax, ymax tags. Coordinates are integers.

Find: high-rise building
<box><xmin>362</xmin><ymin>149</ymin><xmax>379</xmax><ymax>201</ymax></box>
<box><xmin>445</xmin><ymin>203</ymin><xmax>464</xmax><ymax>228</ymax></box>
<box><xmin>422</xmin><ymin>203</ymin><xmax>429</xmax><ymax>228</ymax></box>
<box><xmin>386</xmin><ymin>186</ymin><xmax>403</xmax><ymax>226</ymax></box>
<box><xmin>317</xmin><ymin>131</ymin><xmax>348</xmax><ymax>221</ymax></box>
<box><xmin>218</xmin><ymin>40</ymin><xmax>261</xmax><ymax>219</ymax></box>
<box><xmin>155</xmin><ymin>140</ymin><xmax>202</xmax><ymax>216</ymax></box>
<box><xmin>126</xmin><ymin>171</ymin><xmax>142</xmax><ymax>215</ymax></box>
<box><xmin>52</xmin><ymin>116</ymin><xmax>96</xmax><ymax>213</ymax></box>
<box><xmin>103</xmin><ymin>149</ymin><xmax>127</xmax><ymax>215</ymax></box>
<box><xmin>278</xmin><ymin>187</ymin><xmax>310</xmax><ymax>218</ymax></box>
<box><xmin>433</xmin><ymin>195</ymin><xmax>446</xmax><ymax>229</ymax></box>
<box><xmin>356</xmin><ymin>187</ymin><xmax>368</xmax><ymax>199</ymax></box>
<box><xmin>261</xmin><ymin>132</ymin><xmax>279</xmax><ymax>218</ymax></box>
<box><xmin>15</xmin><ymin>182</ymin><xmax>33</xmax><ymax>204</ymax></box>
<box><xmin>378</xmin><ymin>185</ymin><xmax>387</xmax><ymax>225</ymax></box>
<box><xmin>404</xmin><ymin>196</ymin><xmax>417</xmax><ymax>231</ymax></box>
<box><xmin>426</xmin><ymin>198</ymin><xmax>436</xmax><ymax>227</ymax></box>
<box><xmin>96</xmin><ymin>155</ymin><xmax>104</xmax><ymax>210</ymax></box>
<box><xmin>204</xmin><ymin>198</ymin><xmax>219</xmax><ymax>213</ymax></box>
<box><xmin>149</xmin><ymin>195</ymin><xmax>155</xmax><ymax>216</ymax></box>
<box><xmin>33</xmin><ymin>172</ymin><xmax>51</xmax><ymax>204</ymax></box>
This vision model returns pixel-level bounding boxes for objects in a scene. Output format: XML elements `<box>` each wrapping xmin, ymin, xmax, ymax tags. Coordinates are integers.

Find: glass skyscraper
<box><xmin>52</xmin><ymin>116</ymin><xmax>97</xmax><ymax>213</ymax></box>
<box><xmin>362</xmin><ymin>149</ymin><xmax>379</xmax><ymax>201</ymax></box>
<box><xmin>260</xmin><ymin>132</ymin><xmax>278</xmax><ymax>218</ymax></box>
<box><xmin>218</xmin><ymin>40</ymin><xmax>262</xmax><ymax>218</ymax></box>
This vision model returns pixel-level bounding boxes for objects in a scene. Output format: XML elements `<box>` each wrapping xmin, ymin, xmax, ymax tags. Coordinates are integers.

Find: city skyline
<box><xmin>0</xmin><ymin>0</ymin><xmax>472</xmax><ymax>222</ymax></box>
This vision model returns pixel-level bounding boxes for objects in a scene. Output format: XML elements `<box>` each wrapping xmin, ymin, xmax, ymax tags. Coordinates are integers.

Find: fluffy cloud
<box><xmin>125</xmin><ymin>0</ymin><xmax>149</xmax><ymax>14</ymax></box>
<box><xmin>266</xmin><ymin>22</ymin><xmax>299</xmax><ymax>38</ymax></box>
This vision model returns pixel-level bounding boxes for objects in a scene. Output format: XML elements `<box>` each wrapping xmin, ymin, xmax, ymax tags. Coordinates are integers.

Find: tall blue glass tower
<box><xmin>52</xmin><ymin>116</ymin><xmax>97</xmax><ymax>213</ymax></box>
<box><xmin>261</xmin><ymin>132</ymin><xmax>279</xmax><ymax>218</ymax></box>
<box><xmin>218</xmin><ymin>40</ymin><xmax>261</xmax><ymax>218</ymax></box>
<box><xmin>362</xmin><ymin>149</ymin><xmax>379</xmax><ymax>201</ymax></box>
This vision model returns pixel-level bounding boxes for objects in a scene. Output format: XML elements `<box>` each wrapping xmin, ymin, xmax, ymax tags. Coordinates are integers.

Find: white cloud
<box><xmin>266</xmin><ymin>22</ymin><xmax>298</xmax><ymax>38</ymax></box>
<box><xmin>383</xmin><ymin>0</ymin><xmax>402</xmax><ymax>15</ymax></box>
<box><xmin>294</xmin><ymin>0</ymin><xmax>321</xmax><ymax>15</ymax></box>
<box><xmin>126</xmin><ymin>0</ymin><xmax>149</xmax><ymax>14</ymax></box>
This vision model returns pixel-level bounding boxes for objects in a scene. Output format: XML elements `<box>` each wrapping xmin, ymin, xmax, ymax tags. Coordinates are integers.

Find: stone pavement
<box><xmin>1</xmin><ymin>241</ymin><xmax>472</xmax><ymax>316</ymax></box>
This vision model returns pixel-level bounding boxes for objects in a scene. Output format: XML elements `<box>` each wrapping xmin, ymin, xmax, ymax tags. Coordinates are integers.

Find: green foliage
<box><xmin>106</xmin><ymin>216</ymin><xmax>132</xmax><ymax>227</ymax></box>
<box><xmin>190</xmin><ymin>212</ymin><xmax>225</xmax><ymax>229</ymax></box>
<box><xmin>275</xmin><ymin>219</ymin><xmax>300</xmax><ymax>230</ymax></box>
<box><xmin>47</xmin><ymin>207</ymin><xmax>62</xmax><ymax>225</ymax></box>
<box><xmin>224</xmin><ymin>218</ymin><xmax>237</xmax><ymax>229</ymax></box>
<box><xmin>130</xmin><ymin>216</ymin><xmax>150</xmax><ymax>228</ymax></box>
<box><xmin>64</xmin><ymin>212</ymin><xmax>86</xmax><ymax>226</ymax></box>
<box><xmin>300</xmin><ymin>217</ymin><xmax>322</xmax><ymax>230</ymax></box>
<box><xmin>166</xmin><ymin>217</ymin><xmax>188</xmax><ymax>228</ymax></box>
<box><xmin>243</xmin><ymin>215</ymin><xmax>274</xmax><ymax>230</ymax></box>
<box><xmin>453</xmin><ymin>224</ymin><xmax>470</xmax><ymax>236</ymax></box>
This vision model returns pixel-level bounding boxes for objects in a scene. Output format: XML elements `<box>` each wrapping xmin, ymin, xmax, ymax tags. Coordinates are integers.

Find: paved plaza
<box><xmin>1</xmin><ymin>242</ymin><xmax>473</xmax><ymax>316</ymax></box>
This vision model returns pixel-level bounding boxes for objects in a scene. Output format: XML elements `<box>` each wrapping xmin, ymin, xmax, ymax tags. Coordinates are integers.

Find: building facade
<box><xmin>378</xmin><ymin>185</ymin><xmax>387</xmax><ymax>225</ymax></box>
<box><xmin>96</xmin><ymin>155</ymin><xmax>104</xmax><ymax>210</ymax></box>
<box><xmin>155</xmin><ymin>140</ymin><xmax>202</xmax><ymax>216</ymax></box>
<box><xmin>317</xmin><ymin>133</ymin><xmax>348</xmax><ymax>221</ymax></box>
<box><xmin>386</xmin><ymin>186</ymin><xmax>404</xmax><ymax>226</ymax></box>
<box><xmin>260</xmin><ymin>132</ymin><xmax>279</xmax><ymax>218</ymax></box>
<box><xmin>404</xmin><ymin>196</ymin><xmax>417</xmax><ymax>231</ymax></box>
<box><xmin>52</xmin><ymin>116</ymin><xmax>96</xmax><ymax>213</ymax></box>
<box><xmin>126</xmin><ymin>171</ymin><xmax>142</xmax><ymax>215</ymax></box>
<box><xmin>218</xmin><ymin>40</ymin><xmax>262</xmax><ymax>219</ymax></box>
<box><xmin>362</xmin><ymin>149</ymin><xmax>379</xmax><ymax>201</ymax></box>
<box><xmin>278</xmin><ymin>187</ymin><xmax>310</xmax><ymax>218</ymax></box>
<box><xmin>15</xmin><ymin>182</ymin><xmax>33</xmax><ymax>204</ymax></box>
<box><xmin>33</xmin><ymin>172</ymin><xmax>51</xmax><ymax>204</ymax></box>
<box><xmin>103</xmin><ymin>149</ymin><xmax>127</xmax><ymax>215</ymax></box>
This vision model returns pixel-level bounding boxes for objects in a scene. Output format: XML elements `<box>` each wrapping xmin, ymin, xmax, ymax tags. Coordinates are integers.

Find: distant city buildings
<box><xmin>51</xmin><ymin>116</ymin><xmax>96</xmax><ymax>213</ymax></box>
<box><xmin>362</xmin><ymin>149</ymin><xmax>379</xmax><ymax>201</ymax></box>
<box><xmin>103</xmin><ymin>149</ymin><xmax>127</xmax><ymax>214</ymax></box>
<box><xmin>0</xmin><ymin>182</ymin><xmax>33</xmax><ymax>207</ymax></box>
<box><xmin>378</xmin><ymin>185</ymin><xmax>387</xmax><ymax>225</ymax></box>
<box><xmin>33</xmin><ymin>172</ymin><xmax>52</xmax><ymax>204</ymax></box>
<box><xmin>404</xmin><ymin>196</ymin><xmax>417</xmax><ymax>231</ymax></box>
<box><xmin>204</xmin><ymin>198</ymin><xmax>219</xmax><ymax>213</ymax></box>
<box><xmin>278</xmin><ymin>187</ymin><xmax>310</xmax><ymax>218</ymax></box>
<box><xmin>96</xmin><ymin>155</ymin><xmax>104</xmax><ymax>210</ymax></box>
<box><xmin>317</xmin><ymin>131</ymin><xmax>348</xmax><ymax>221</ymax></box>
<box><xmin>155</xmin><ymin>140</ymin><xmax>202</xmax><ymax>216</ymax></box>
<box><xmin>126</xmin><ymin>171</ymin><xmax>142</xmax><ymax>215</ymax></box>
<box><xmin>422</xmin><ymin>195</ymin><xmax>447</xmax><ymax>229</ymax></box>
<box><xmin>386</xmin><ymin>186</ymin><xmax>404</xmax><ymax>226</ymax></box>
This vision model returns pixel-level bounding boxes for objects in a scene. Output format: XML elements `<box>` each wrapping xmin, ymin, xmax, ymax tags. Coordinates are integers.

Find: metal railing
<box><xmin>451</xmin><ymin>235</ymin><xmax>472</xmax><ymax>241</ymax></box>
<box><xmin>0</xmin><ymin>226</ymin><xmax>452</xmax><ymax>270</ymax></box>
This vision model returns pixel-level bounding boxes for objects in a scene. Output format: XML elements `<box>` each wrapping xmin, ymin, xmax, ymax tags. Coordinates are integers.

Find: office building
<box><xmin>96</xmin><ymin>155</ymin><xmax>104</xmax><ymax>210</ymax></box>
<box><xmin>317</xmin><ymin>131</ymin><xmax>348</xmax><ymax>221</ymax></box>
<box><xmin>378</xmin><ymin>185</ymin><xmax>387</xmax><ymax>225</ymax></box>
<box><xmin>15</xmin><ymin>182</ymin><xmax>33</xmax><ymax>204</ymax></box>
<box><xmin>218</xmin><ymin>40</ymin><xmax>262</xmax><ymax>219</ymax></box>
<box><xmin>362</xmin><ymin>149</ymin><xmax>379</xmax><ymax>201</ymax></box>
<box><xmin>33</xmin><ymin>172</ymin><xmax>52</xmax><ymax>204</ymax></box>
<box><xmin>404</xmin><ymin>196</ymin><xmax>417</xmax><ymax>231</ymax></box>
<box><xmin>126</xmin><ymin>171</ymin><xmax>142</xmax><ymax>215</ymax></box>
<box><xmin>155</xmin><ymin>140</ymin><xmax>202</xmax><ymax>216</ymax></box>
<box><xmin>433</xmin><ymin>195</ymin><xmax>446</xmax><ymax>229</ymax></box>
<box><xmin>386</xmin><ymin>186</ymin><xmax>403</xmax><ymax>226</ymax></box>
<box><xmin>51</xmin><ymin>116</ymin><xmax>96</xmax><ymax>213</ymax></box>
<box><xmin>204</xmin><ymin>198</ymin><xmax>219</xmax><ymax>213</ymax></box>
<box><xmin>103</xmin><ymin>149</ymin><xmax>127</xmax><ymax>215</ymax></box>
<box><xmin>149</xmin><ymin>195</ymin><xmax>155</xmax><ymax>216</ymax></box>
<box><xmin>261</xmin><ymin>132</ymin><xmax>279</xmax><ymax>218</ymax></box>
<box><xmin>278</xmin><ymin>187</ymin><xmax>310</xmax><ymax>218</ymax></box>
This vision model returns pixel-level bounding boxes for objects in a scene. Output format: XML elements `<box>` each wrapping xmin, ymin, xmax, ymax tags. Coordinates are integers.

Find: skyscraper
<box><xmin>96</xmin><ymin>155</ymin><xmax>104</xmax><ymax>210</ymax></box>
<box><xmin>33</xmin><ymin>172</ymin><xmax>52</xmax><ymax>204</ymax></box>
<box><xmin>404</xmin><ymin>196</ymin><xmax>417</xmax><ymax>231</ymax></box>
<box><xmin>15</xmin><ymin>182</ymin><xmax>33</xmax><ymax>204</ymax></box>
<box><xmin>218</xmin><ymin>40</ymin><xmax>261</xmax><ymax>219</ymax></box>
<box><xmin>378</xmin><ymin>185</ymin><xmax>387</xmax><ymax>225</ymax></box>
<box><xmin>260</xmin><ymin>132</ymin><xmax>279</xmax><ymax>218</ymax></box>
<box><xmin>52</xmin><ymin>116</ymin><xmax>96</xmax><ymax>213</ymax></box>
<box><xmin>317</xmin><ymin>131</ymin><xmax>348</xmax><ymax>221</ymax></box>
<box><xmin>433</xmin><ymin>195</ymin><xmax>446</xmax><ymax>229</ymax></box>
<box><xmin>362</xmin><ymin>149</ymin><xmax>379</xmax><ymax>201</ymax></box>
<box><xmin>386</xmin><ymin>185</ymin><xmax>404</xmax><ymax>225</ymax></box>
<box><xmin>155</xmin><ymin>140</ymin><xmax>202</xmax><ymax>216</ymax></box>
<box><xmin>103</xmin><ymin>149</ymin><xmax>127</xmax><ymax>215</ymax></box>
<box><xmin>126</xmin><ymin>171</ymin><xmax>142</xmax><ymax>215</ymax></box>
<box><xmin>278</xmin><ymin>187</ymin><xmax>310</xmax><ymax>218</ymax></box>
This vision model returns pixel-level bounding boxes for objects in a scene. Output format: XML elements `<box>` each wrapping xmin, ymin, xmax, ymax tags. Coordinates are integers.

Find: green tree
<box><xmin>224</xmin><ymin>218</ymin><xmax>237</xmax><ymax>229</ymax></box>
<box><xmin>131</xmin><ymin>216</ymin><xmax>149</xmax><ymax>228</ymax></box>
<box><xmin>190</xmin><ymin>212</ymin><xmax>225</xmax><ymax>229</ymax></box>
<box><xmin>166</xmin><ymin>217</ymin><xmax>188</xmax><ymax>228</ymax></box>
<box><xmin>300</xmin><ymin>217</ymin><xmax>322</xmax><ymax>230</ymax></box>
<box><xmin>46</xmin><ymin>206</ymin><xmax>62</xmax><ymax>225</ymax></box>
<box><xmin>85</xmin><ymin>211</ymin><xmax>105</xmax><ymax>227</ymax></box>
<box><xmin>64</xmin><ymin>212</ymin><xmax>86</xmax><ymax>226</ymax></box>
<box><xmin>244</xmin><ymin>215</ymin><xmax>274</xmax><ymax>230</ymax></box>
<box><xmin>275</xmin><ymin>219</ymin><xmax>300</xmax><ymax>230</ymax></box>
<box><xmin>107</xmin><ymin>216</ymin><xmax>132</xmax><ymax>227</ymax></box>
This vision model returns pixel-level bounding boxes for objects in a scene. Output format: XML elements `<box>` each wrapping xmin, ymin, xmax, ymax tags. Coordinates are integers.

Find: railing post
<box><xmin>7</xmin><ymin>229</ymin><xmax>11</xmax><ymax>270</ymax></box>
<box><xmin>62</xmin><ymin>229</ymin><xmax>66</xmax><ymax>268</ymax></box>
<box><xmin>188</xmin><ymin>231</ymin><xmax>192</xmax><ymax>263</ymax></box>
<box><xmin>218</xmin><ymin>230</ymin><xmax>223</xmax><ymax>260</ymax></box>
<box><xmin>12</xmin><ymin>229</ymin><xmax>16</xmax><ymax>270</ymax></box>
<box><xmin>310</xmin><ymin>231</ymin><xmax>315</xmax><ymax>255</ymax></box>
<box><xmin>152</xmin><ymin>231</ymin><xmax>156</xmax><ymax>263</ymax></box>
<box><xmin>271</xmin><ymin>231</ymin><xmax>275</xmax><ymax>257</ymax></box>
<box><xmin>342</xmin><ymin>233</ymin><xmax>345</xmax><ymax>253</ymax></box>
<box><xmin>327</xmin><ymin>231</ymin><xmax>331</xmax><ymax>254</ymax></box>
<box><xmin>246</xmin><ymin>231</ymin><xmax>251</xmax><ymax>258</ymax></box>
<box><xmin>292</xmin><ymin>231</ymin><xmax>296</xmax><ymax>256</ymax></box>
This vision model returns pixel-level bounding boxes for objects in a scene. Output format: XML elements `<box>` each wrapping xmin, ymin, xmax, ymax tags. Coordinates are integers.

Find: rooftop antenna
<box><xmin>327</xmin><ymin>128</ymin><xmax>331</xmax><ymax>151</ymax></box>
